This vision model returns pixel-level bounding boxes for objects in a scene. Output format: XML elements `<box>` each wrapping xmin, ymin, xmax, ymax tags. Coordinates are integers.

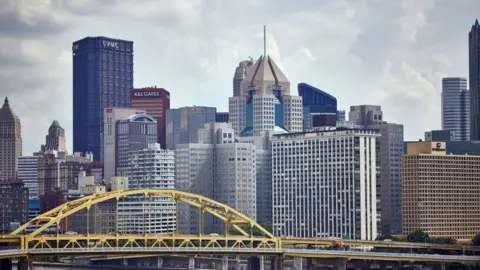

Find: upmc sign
<box><xmin>133</xmin><ymin>91</ymin><xmax>161</xmax><ymax>97</ymax></box>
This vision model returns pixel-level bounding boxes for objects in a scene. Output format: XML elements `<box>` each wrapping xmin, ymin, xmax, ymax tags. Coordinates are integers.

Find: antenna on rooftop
<box><xmin>263</xmin><ymin>25</ymin><xmax>267</xmax><ymax>57</ymax></box>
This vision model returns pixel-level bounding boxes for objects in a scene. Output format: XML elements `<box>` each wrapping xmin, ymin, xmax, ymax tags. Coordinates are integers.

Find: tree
<box><xmin>407</xmin><ymin>229</ymin><xmax>430</xmax><ymax>243</ymax></box>
<box><xmin>472</xmin><ymin>233</ymin><xmax>480</xmax><ymax>246</ymax></box>
<box><xmin>430</xmin><ymin>237</ymin><xmax>456</xmax><ymax>245</ymax></box>
<box><xmin>376</xmin><ymin>234</ymin><xmax>392</xmax><ymax>241</ymax></box>
<box><xmin>228</xmin><ymin>222</ymin><xmax>272</xmax><ymax>236</ymax></box>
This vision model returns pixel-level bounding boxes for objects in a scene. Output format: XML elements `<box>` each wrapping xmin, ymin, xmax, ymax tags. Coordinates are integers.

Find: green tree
<box><xmin>472</xmin><ymin>233</ymin><xmax>480</xmax><ymax>246</ymax></box>
<box><xmin>407</xmin><ymin>229</ymin><xmax>430</xmax><ymax>243</ymax></box>
<box><xmin>376</xmin><ymin>234</ymin><xmax>392</xmax><ymax>241</ymax></box>
<box><xmin>228</xmin><ymin>222</ymin><xmax>272</xmax><ymax>236</ymax></box>
<box><xmin>430</xmin><ymin>237</ymin><xmax>456</xmax><ymax>245</ymax></box>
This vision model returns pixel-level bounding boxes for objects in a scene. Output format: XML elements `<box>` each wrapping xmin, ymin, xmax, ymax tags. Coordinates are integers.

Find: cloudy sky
<box><xmin>1</xmin><ymin>0</ymin><xmax>478</xmax><ymax>155</ymax></box>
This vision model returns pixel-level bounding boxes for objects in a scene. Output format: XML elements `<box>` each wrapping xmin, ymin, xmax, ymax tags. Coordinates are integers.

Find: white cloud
<box><xmin>0</xmin><ymin>0</ymin><xmax>479</xmax><ymax>155</ymax></box>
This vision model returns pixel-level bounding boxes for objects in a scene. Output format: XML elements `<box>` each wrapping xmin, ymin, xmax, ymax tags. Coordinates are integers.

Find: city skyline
<box><xmin>1</xmin><ymin>1</ymin><xmax>479</xmax><ymax>154</ymax></box>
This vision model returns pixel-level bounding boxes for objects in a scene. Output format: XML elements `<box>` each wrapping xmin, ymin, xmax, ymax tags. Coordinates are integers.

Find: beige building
<box><xmin>402</xmin><ymin>141</ymin><xmax>480</xmax><ymax>241</ymax></box>
<box><xmin>0</xmin><ymin>97</ymin><xmax>22</xmax><ymax>181</ymax></box>
<box><xmin>41</xmin><ymin>120</ymin><xmax>67</xmax><ymax>153</ymax></box>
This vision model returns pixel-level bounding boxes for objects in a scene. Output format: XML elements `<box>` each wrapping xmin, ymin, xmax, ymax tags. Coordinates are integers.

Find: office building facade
<box><xmin>17</xmin><ymin>156</ymin><xmax>39</xmax><ymax>199</ymax></box>
<box><xmin>233</xmin><ymin>59</ymin><xmax>255</xmax><ymax>97</ymax></box>
<box><xmin>115</xmin><ymin>114</ymin><xmax>157</xmax><ymax>176</ymax></box>
<box><xmin>165</xmin><ymin>106</ymin><xmax>217</xmax><ymax>150</ymax></box>
<box><xmin>73</xmin><ymin>36</ymin><xmax>133</xmax><ymax>161</ymax></box>
<box><xmin>0</xmin><ymin>97</ymin><xmax>22</xmax><ymax>182</ymax></box>
<box><xmin>215</xmin><ymin>112</ymin><xmax>229</xmax><ymax>123</ymax></box>
<box><xmin>340</xmin><ymin>105</ymin><xmax>404</xmax><ymax>235</ymax></box>
<box><xmin>470</xmin><ymin>20</ymin><xmax>480</xmax><ymax>140</ymax></box>
<box><xmin>442</xmin><ymin>77</ymin><xmax>470</xmax><ymax>141</ymax></box>
<box><xmin>103</xmin><ymin>108</ymin><xmax>146</xmax><ymax>182</ymax></box>
<box><xmin>298</xmin><ymin>83</ymin><xmax>337</xmax><ymax>130</ymax></box>
<box><xmin>175</xmin><ymin>123</ymin><xmax>256</xmax><ymax>234</ymax></box>
<box><xmin>0</xmin><ymin>180</ymin><xmax>28</xmax><ymax>232</ymax></box>
<box><xmin>272</xmin><ymin>129</ymin><xmax>379</xmax><ymax>240</ymax></box>
<box><xmin>402</xmin><ymin>141</ymin><xmax>480</xmax><ymax>241</ymax></box>
<box><xmin>229</xmin><ymin>54</ymin><xmax>303</xmax><ymax>137</ymax></box>
<box><xmin>118</xmin><ymin>143</ymin><xmax>176</xmax><ymax>234</ymax></box>
<box><xmin>41</xmin><ymin>120</ymin><xmax>67</xmax><ymax>153</ymax></box>
<box><xmin>131</xmin><ymin>87</ymin><xmax>170</xmax><ymax>149</ymax></box>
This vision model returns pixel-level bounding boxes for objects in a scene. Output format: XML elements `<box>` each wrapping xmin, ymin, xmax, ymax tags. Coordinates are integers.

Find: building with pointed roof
<box><xmin>41</xmin><ymin>120</ymin><xmax>67</xmax><ymax>153</ymax></box>
<box><xmin>229</xmin><ymin>54</ymin><xmax>303</xmax><ymax>137</ymax></box>
<box><xmin>0</xmin><ymin>97</ymin><xmax>22</xmax><ymax>182</ymax></box>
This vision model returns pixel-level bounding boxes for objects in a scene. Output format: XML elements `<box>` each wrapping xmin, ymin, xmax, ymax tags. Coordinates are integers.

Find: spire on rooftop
<box><xmin>4</xmin><ymin>97</ymin><xmax>8</xmax><ymax>105</ymax></box>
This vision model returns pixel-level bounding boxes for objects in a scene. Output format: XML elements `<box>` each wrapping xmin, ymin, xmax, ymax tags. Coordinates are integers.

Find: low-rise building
<box><xmin>402</xmin><ymin>141</ymin><xmax>480</xmax><ymax>241</ymax></box>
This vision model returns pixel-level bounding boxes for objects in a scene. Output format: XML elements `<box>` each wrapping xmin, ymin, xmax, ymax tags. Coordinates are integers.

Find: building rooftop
<box><xmin>50</xmin><ymin>120</ymin><xmax>61</xmax><ymax>129</ymax></box>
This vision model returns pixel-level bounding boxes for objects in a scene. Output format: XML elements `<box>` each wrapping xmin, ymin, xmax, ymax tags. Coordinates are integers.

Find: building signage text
<box><xmin>133</xmin><ymin>92</ymin><xmax>161</xmax><ymax>97</ymax></box>
<box><xmin>103</xmin><ymin>40</ymin><xmax>119</xmax><ymax>49</ymax></box>
<box><xmin>432</xmin><ymin>142</ymin><xmax>445</xmax><ymax>151</ymax></box>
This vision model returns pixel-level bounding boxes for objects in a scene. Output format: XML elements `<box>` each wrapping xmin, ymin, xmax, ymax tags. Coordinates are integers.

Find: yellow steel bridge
<box><xmin>0</xmin><ymin>189</ymin><xmax>479</xmax><ymax>264</ymax></box>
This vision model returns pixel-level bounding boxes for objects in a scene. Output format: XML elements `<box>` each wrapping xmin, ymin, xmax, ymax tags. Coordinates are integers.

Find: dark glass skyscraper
<box><xmin>298</xmin><ymin>83</ymin><xmax>337</xmax><ymax>130</ymax></box>
<box><xmin>469</xmin><ymin>20</ymin><xmax>480</xmax><ymax>140</ymax></box>
<box><xmin>73</xmin><ymin>36</ymin><xmax>133</xmax><ymax>161</ymax></box>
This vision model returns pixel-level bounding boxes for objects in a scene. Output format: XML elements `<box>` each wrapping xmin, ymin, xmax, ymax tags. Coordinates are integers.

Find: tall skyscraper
<box><xmin>175</xmin><ymin>123</ymin><xmax>256</xmax><ymax>234</ymax></box>
<box><xmin>0</xmin><ymin>97</ymin><xmax>22</xmax><ymax>182</ymax></box>
<box><xmin>340</xmin><ymin>105</ymin><xmax>404</xmax><ymax>235</ymax></box>
<box><xmin>17</xmin><ymin>156</ymin><xmax>39</xmax><ymax>200</ymax></box>
<box><xmin>73</xmin><ymin>37</ymin><xmax>133</xmax><ymax>161</ymax></box>
<box><xmin>272</xmin><ymin>128</ymin><xmax>379</xmax><ymax>240</ymax></box>
<box><xmin>41</xmin><ymin>120</ymin><xmax>67</xmax><ymax>152</ymax></box>
<box><xmin>233</xmin><ymin>59</ymin><xmax>255</xmax><ymax>97</ymax></box>
<box><xmin>298</xmin><ymin>83</ymin><xmax>337</xmax><ymax>130</ymax></box>
<box><xmin>469</xmin><ymin>20</ymin><xmax>480</xmax><ymax>140</ymax></box>
<box><xmin>165</xmin><ymin>106</ymin><xmax>217</xmax><ymax>150</ymax></box>
<box><xmin>118</xmin><ymin>143</ymin><xmax>176</xmax><ymax>234</ymax></box>
<box><xmin>441</xmin><ymin>77</ymin><xmax>470</xmax><ymax>141</ymax></box>
<box><xmin>229</xmin><ymin>54</ymin><xmax>303</xmax><ymax>136</ymax></box>
<box><xmin>103</xmin><ymin>108</ymin><xmax>146</xmax><ymax>183</ymax></box>
<box><xmin>131</xmin><ymin>87</ymin><xmax>170</xmax><ymax>149</ymax></box>
<box><xmin>115</xmin><ymin>114</ymin><xmax>158</xmax><ymax>176</ymax></box>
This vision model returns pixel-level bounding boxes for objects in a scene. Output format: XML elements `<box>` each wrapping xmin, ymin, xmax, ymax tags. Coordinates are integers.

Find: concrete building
<box><xmin>41</xmin><ymin>120</ymin><xmax>67</xmax><ymax>152</ymax></box>
<box><xmin>402</xmin><ymin>141</ymin><xmax>480</xmax><ymax>241</ymax></box>
<box><xmin>233</xmin><ymin>59</ymin><xmax>255</xmax><ymax>97</ymax></box>
<box><xmin>405</xmin><ymin>130</ymin><xmax>480</xmax><ymax>156</ymax></box>
<box><xmin>115</xmin><ymin>114</ymin><xmax>157</xmax><ymax>176</ymax></box>
<box><xmin>131</xmin><ymin>87</ymin><xmax>170</xmax><ymax>149</ymax></box>
<box><xmin>229</xmin><ymin>54</ymin><xmax>303</xmax><ymax>137</ymax></box>
<box><xmin>103</xmin><ymin>107</ymin><xmax>146</xmax><ymax>183</ymax></box>
<box><xmin>441</xmin><ymin>77</ymin><xmax>470</xmax><ymax>141</ymax></box>
<box><xmin>469</xmin><ymin>20</ymin><xmax>480</xmax><ymax>140</ymax></box>
<box><xmin>175</xmin><ymin>123</ymin><xmax>256</xmax><ymax>234</ymax></box>
<box><xmin>17</xmin><ymin>156</ymin><xmax>39</xmax><ymax>199</ymax></box>
<box><xmin>73</xmin><ymin>36</ymin><xmax>133</xmax><ymax>161</ymax></box>
<box><xmin>0</xmin><ymin>97</ymin><xmax>22</xmax><ymax>182</ymax></box>
<box><xmin>166</xmin><ymin>106</ymin><xmax>217</xmax><ymax>150</ymax></box>
<box><xmin>339</xmin><ymin>105</ymin><xmax>404</xmax><ymax>235</ymax></box>
<box><xmin>37</xmin><ymin>151</ymin><xmax>92</xmax><ymax>198</ymax></box>
<box><xmin>0</xmin><ymin>180</ymin><xmax>28</xmax><ymax>232</ymax></box>
<box><xmin>271</xmin><ymin>128</ymin><xmax>379</xmax><ymax>240</ymax></box>
<box><xmin>118</xmin><ymin>143</ymin><xmax>176</xmax><ymax>234</ymax></box>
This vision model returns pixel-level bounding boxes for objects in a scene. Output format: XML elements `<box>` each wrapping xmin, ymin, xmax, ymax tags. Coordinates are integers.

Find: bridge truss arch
<box><xmin>11</xmin><ymin>190</ymin><xmax>279</xmax><ymax>251</ymax></box>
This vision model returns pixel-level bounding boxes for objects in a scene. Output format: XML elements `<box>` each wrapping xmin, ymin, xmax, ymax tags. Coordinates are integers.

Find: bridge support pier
<box><xmin>248</xmin><ymin>256</ymin><xmax>261</xmax><ymax>270</ymax></box>
<box><xmin>222</xmin><ymin>256</ymin><xmax>228</xmax><ymax>270</ymax></box>
<box><xmin>293</xmin><ymin>257</ymin><xmax>303</xmax><ymax>270</ymax></box>
<box><xmin>441</xmin><ymin>263</ymin><xmax>446</xmax><ymax>270</ymax></box>
<box><xmin>17</xmin><ymin>258</ymin><xmax>32</xmax><ymax>270</ymax></box>
<box><xmin>157</xmin><ymin>257</ymin><xmax>163</xmax><ymax>268</ymax></box>
<box><xmin>0</xmin><ymin>258</ymin><xmax>12</xmax><ymax>270</ymax></box>
<box><xmin>188</xmin><ymin>257</ymin><xmax>195</xmax><ymax>269</ymax></box>
<box><xmin>336</xmin><ymin>258</ymin><xmax>346</xmax><ymax>270</ymax></box>
<box><xmin>270</xmin><ymin>256</ymin><xmax>284</xmax><ymax>270</ymax></box>
<box><xmin>122</xmin><ymin>258</ymin><xmax>128</xmax><ymax>266</ymax></box>
<box><xmin>306</xmin><ymin>258</ymin><xmax>315</xmax><ymax>270</ymax></box>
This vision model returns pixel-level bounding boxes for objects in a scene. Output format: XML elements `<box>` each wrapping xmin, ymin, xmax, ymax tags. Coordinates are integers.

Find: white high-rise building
<box><xmin>17</xmin><ymin>156</ymin><xmax>39</xmax><ymax>199</ymax></box>
<box><xmin>272</xmin><ymin>128</ymin><xmax>379</xmax><ymax>240</ymax></box>
<box><xmin>103</xmin><ymin>107</ymin><xmax>146</xmax><ymax>184</ymax></box>
<box><xmin>118</xmin><ymin>143</ymin><xmax>176</xmax><ymax>234</ymax></box>
<box><xmin>442</xmin><ymin>77</ymin><xmax>470</xmax><ymax>141</ymax></box>
<box><xmin>175</xmin><ymin>123</ymin><xmax>256</xmax><ymax>234</ymax></box>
